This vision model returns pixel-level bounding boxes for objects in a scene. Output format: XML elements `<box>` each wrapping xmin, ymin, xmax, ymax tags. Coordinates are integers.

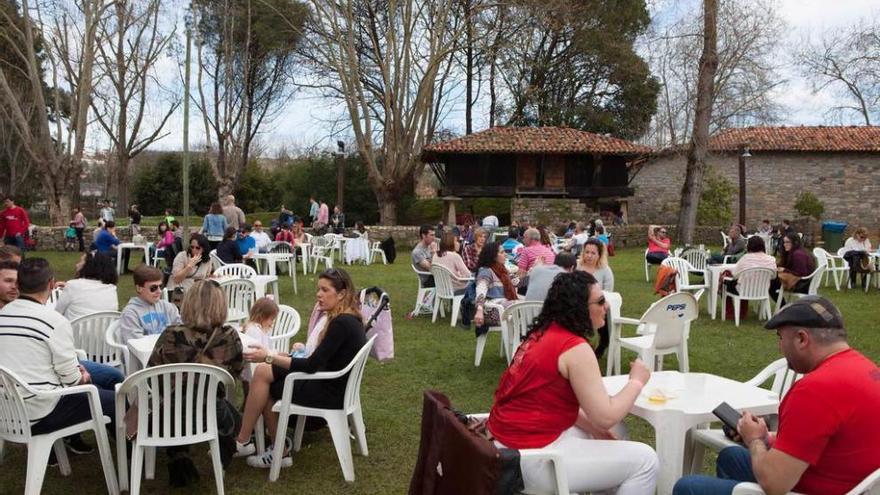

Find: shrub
<box><xmin>697</xmin><ymin>166</ymin><xmax>735</xmax><ymax>226</ymax></box>
<box><xmin>794</xmin><ymin>191</ymin><xmax>824</xmax><ymax>220</ymax></box>
<box><xmin>131</xmin><ymin>153</ymin><xmax>218</xmax><ymax>216</ymax></box>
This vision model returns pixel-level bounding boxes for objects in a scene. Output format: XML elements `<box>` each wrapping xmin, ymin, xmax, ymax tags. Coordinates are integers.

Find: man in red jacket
<box><xmin>0</xmin><ymin>197</ymin><xmax>30</xmax><ymax>251</ymax></box>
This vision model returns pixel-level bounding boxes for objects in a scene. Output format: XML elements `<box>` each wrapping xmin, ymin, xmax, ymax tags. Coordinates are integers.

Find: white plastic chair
<box><xmin>474</xmin><ymin>301</ymin><xmax>506</xmax><ymax>367</ymax></box>
<box><xmin>45</xmin><ymin>286</ymin><xmax>64</xmax><ymax>311</ymax></box>
<box><xmin>70</xmin><ymin>311</ymin><xmax>125</xmax><ymax>372</ymax></box>
<box><xmin>214</xmin><ymin>263</ymin><xmax>257</xmax><ymax>279</ymax></box>
<box><xmin>662</xmin><ymin>257</ymin><xmax>709</xmax><ymax>301</ymax></box>
<box><xmin>469</xmin><ymin>413</ymin><xmax>570</xmax><ymax>495</ymax></box>
<box><xmin>209</xmin><ymin>250</ymin><xmax>224</xmax><ymax>270</ymax></box>
<box><xmin>104</xmin><ymin>321</ymin><xmax>132</xmax><ymax>376</ymax></box>
<box><xmin>310</xmin><ymin>236</ymin><xmax>334</xmax><ymax>273</ymax></box>
<box><xmin>731</xmin><ymin>467</ymin><xmax>880</xmax><ymax>495</ymax></box>
<box><xmin>499</xmin><ymin>301</ymin><xmax>544</xmax><ymax>364</ymax></box>
<box><xmin>411</xmin><ymin>264</ymin><xmax>435</xmax><ymax>317</ymax></box>
<box><xmin>604</xmin><ymin>291</ymin><xmax>624</xmax><ymax>376</ymax></box>
<box><xmin>681</xmin><ymin>247</ymin><xmax>710</xmax><ymax>278</ymax></box>
<box><xmin>720</xmin><ymin>267</ymin><xmax>776</xmax><ymax>326</ymax></box>
<box><xmin>721</xmin><ymin>231</ymin><xmax>731</xmax><ymax>249</ymax></box>
<box><xmin>644</xmin><ymin>248</ymin><xmax>652</xmax><ymax>282</ymax></box>
<box><xmin>324</xmin><ymin>233</ymin><xmax>343</xmax><ymax>261</ymax></box>
<box><xmin>269</xmin><ymin>305</ymin><xmax>301</xmax><ymax>354</ymax></box>
<box><xmin>267</xmin><ymin>242</ymin><xmax>298</xmax><ymax>295</ymax></box>
<box><xmin>430</xmin><ymin>264</ymin><xmax>473</xmax><ymax>326</ymax></box>
<box><xmin>837</xmin><ymin>247</ymin><xmax>872</xmax><ymax>291</ymax></box>
<box><xmin>268</xmin><ymin>336</ymin><xmax>376</xmax><ymax>482</ymax></box>
<box><xmin>688</xmin><ymin>358</ymin><xmax>800</xmax><ymax>474</ymax></box>
<box><xmin>814</xmin><ymin>248</ymin><xmax>847</xmax><ymax>291</ymax></box>
<box><xmin>152</xmin><ymin>247</ymin><xmax>166</xmax><ymax>268</ymax></box>
<box><xmin>369</xmin><ymin>241</ymin><xmax>387</xmax><ymax>264</ymax></box>
<box><xmin>776</xmin><ymin>265</ymin><xmax>825</xmax><ymax>311</ymax></box>
<box><xmin>218</xmin><ymin>278</ymin><xmax>256</xmax><ymax>324</ymax></box>
<box><xmin>610</xmin><ymin>292</ymin><xmax>699</xmax><ymax>374</ymax></box>
<box><xmin>0</xmin><ymin>366</ymin><xmax>119</xmax><ymax>495</ymax></box>
<box><xmin>114</xmin><ymin>364</ymin><xmax>235</xmax><ymax>495</ymax></box>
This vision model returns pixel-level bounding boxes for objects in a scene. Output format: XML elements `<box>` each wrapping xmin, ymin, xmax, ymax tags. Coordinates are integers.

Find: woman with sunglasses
<box><xmin>646</xmin><ymin>225</ymin><xmax>671</xmax><ymax>265</ymax></box>
<box><xmin>488</xmin><ymin>271</ymin><xmax>658</xmax><ymax>494</ymax></box>
<box><xmin>233</xmin><ymin>268</ymin><xmax>367</xmax><ymax>468</ymax></box>
<box><xmin>168</xmin><ymin>233</ymin><xmax>213</xmax><ymax>292</ymax></box>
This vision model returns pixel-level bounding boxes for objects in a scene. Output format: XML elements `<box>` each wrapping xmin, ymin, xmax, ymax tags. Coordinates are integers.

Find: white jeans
<box><xmin>497</xmin><ymin>424</ymin><xmax>659</xmax><ymax>495</ymax></box>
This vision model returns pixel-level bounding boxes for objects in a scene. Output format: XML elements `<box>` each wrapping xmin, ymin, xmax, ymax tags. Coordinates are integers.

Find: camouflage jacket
<box><xmin>148</xmin><ymin>324</ymin><xmax>244</xmax><ymax>379</ymax></box>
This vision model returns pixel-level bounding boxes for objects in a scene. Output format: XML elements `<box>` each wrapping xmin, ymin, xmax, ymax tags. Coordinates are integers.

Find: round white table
<box><xmin>603</xmin><ymin>371</ymin><xmax>779</xmax><ymax>495</ymax></box>
<box><xmin>116</xmin><ymin>243</ymin><xmax>151</xmax><ymax>275</ymax></box>
<box><xmin>128</xmin><ymin>330</ymin><xmax>260</xmax><ymax>372</ymax></box>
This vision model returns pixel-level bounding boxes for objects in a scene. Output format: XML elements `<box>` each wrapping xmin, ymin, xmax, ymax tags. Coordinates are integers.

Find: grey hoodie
<box><xmin>119</xmin><ymin>296</ymin><xmax>183</xmax><ymax>344</ymax></box>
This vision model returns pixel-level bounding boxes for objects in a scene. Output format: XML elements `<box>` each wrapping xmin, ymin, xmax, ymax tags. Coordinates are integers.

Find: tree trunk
<box><xmin>378</xmin><ymin>195</ymin><xmax>398</xmax><ymax>225</ymax></box>
<box><xmin>676</xmin><ymin>0</ymin><xmax>718</xmax><ymax>244</ymax></box>
<box><xmin>116</xmin><ymin>153</ymin><xmax>129</xmax><ymax>211</ymax></box>
<box><xmin>464</xmin><ymin>0</ymin><xmax>473</xmax><ymax>135</ymax></box>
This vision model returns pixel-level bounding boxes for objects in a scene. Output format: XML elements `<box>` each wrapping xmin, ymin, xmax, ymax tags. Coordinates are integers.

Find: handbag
<box><xmin>777</xmin><ymin>271</ymin><xmax>801</xmax><ymax>290</ymax></box>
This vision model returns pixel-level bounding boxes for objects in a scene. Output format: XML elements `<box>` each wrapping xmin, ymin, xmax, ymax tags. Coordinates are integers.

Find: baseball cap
<box><xmin>764</xmin><ymin>296</ymin><xmax>844</xmax><ymax>330</ymax></box>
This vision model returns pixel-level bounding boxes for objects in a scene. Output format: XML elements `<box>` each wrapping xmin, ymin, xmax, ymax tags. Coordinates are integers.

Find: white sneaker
<box><xmin>246</xmin><ymin>449</ymin><xmax>292</xmax><ymax>469</ymax></box>
<box><xmin>234</xmin><ymin>439</ymin><xmax>256</xmax><ymax>458</ymax></box>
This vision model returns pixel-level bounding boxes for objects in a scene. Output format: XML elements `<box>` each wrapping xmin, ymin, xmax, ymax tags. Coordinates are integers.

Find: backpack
<box><xmin>654</xmin><ymin>264</ymin><xmax>678</xmax><ymax>297</ymax></box>
<box><xmin>380</xmin><ymin>236</ymin><xmax>397</xmax><ymax>263</ymax></box>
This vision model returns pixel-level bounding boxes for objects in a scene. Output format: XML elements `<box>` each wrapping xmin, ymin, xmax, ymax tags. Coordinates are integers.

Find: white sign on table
<box><xmin>603</xmin><ymin>371</ymin><xmax>779</xmax><ymax>495</ymax></box>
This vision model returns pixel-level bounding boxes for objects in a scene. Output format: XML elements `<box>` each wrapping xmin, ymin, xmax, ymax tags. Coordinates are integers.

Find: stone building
<box><xmin>629</xmin><ymin>126</ymin><xmax>880</xmax><ymax>232</ymax></box>
<box><xmin>421</xmin><ymin>126</ymin><xmax>651</xmax><ymax>226</ymax></box>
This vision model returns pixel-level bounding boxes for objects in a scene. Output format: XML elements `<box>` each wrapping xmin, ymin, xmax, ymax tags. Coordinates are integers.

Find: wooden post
<box><xmin>738</xmin><ymin>147</ymin><xmax>747</xmax><ymax>225</ymax></box>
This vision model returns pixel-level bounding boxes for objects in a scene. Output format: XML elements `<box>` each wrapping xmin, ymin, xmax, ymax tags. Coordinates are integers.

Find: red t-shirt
<box><xmin>488</xmin><ymin>323</ymin><xmax>587</xmax><ymax>448</ymax></box>
<box><xmin>0</xmin><ymin>206</ymin><xmax>30</xmax><ymax>238</ymax></box>
<box><xmin>774</xmin><ymin>349</ymin><xmax>880</xmax><ymax>494</ymax></box>
<box><xmin>647</xmin><ymin>236</ymin><xmax>669</xmax><ymax>254</ymax></box>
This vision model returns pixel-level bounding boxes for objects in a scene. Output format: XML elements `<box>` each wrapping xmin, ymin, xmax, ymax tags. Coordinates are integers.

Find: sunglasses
<box><xmin>144</xmin><ymin>284</ymin><xmax>161</xmax><ymax>293</ymax></box>
<box><xmin>254</xmin><ymin>224</ymin><xmax>262</xmax><ymax>227</ymax></box>
<box><xmin>659</xmin><ymin>231</ymin><xmax>668</xmax><ymax>235</ymax></box>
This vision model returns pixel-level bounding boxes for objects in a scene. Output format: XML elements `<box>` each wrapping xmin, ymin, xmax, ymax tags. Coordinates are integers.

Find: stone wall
<box><xmin>511</xmin><ymin>198</ymin><xmax>591</xmax><ymax>227</ymax></box>
<box><xmin>629</xmin><ymin>150</ymin><xmax>880</xmax><ymax>238</ymax></box>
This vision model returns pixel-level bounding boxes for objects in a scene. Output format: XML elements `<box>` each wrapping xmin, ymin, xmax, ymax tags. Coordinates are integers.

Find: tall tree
<box><xmin>795</xmin><ymin>17</ymin><xmax>880</xmax><ymax>125</ymax></box>
<box><xmin>301</xmin><ymin>0</ymin><xmax>463</xmax><ymax>224</ymax></box>
<box><xmin>677</xmin><ymin>0</ymin><xmax>718</xmax><ymax>244</ymax></box>
<box><xmin>496</xmin><ymin>0</ymin><xmax>659</xmax><ymax>139</ymax></box>
<box><xmin>0</xmin><ymin>0</ymin><xmax>109</xmax><ymax>224</ymax></box>
<box><xmin>91</xmin><ymin>0</ymin><xmax>180</xmax><ymax>211</ymax></box>
<box><xmin>643</xmin><ymin>0</ymin><xmax>786</xmax><ymax>148</ymax></box>
<box><xmin>193</xmin><ymin>0</ymin><xmax>307</xmax><ymax>196</ymax></box>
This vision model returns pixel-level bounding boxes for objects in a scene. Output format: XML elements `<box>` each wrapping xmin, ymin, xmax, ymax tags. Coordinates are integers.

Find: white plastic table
<box><xmin>128</xmin><ymin>331</ymin><xmax>259</xmax><ymax>372</ymax></box>
<box><xmin>253</xmin><ymin>252</ymin><xmax>297</xmax><ymax>294</ymax></box>
<box><xmin>344</xmin><ymin>237</ymin><xmax>370</xmax><ymax>264</ymax></box>
<box><xmin>706</xmin><ymin>264</ymin><xmax>736</xmax><ymax>319</ymax></box>
<box><xmin>298</xmin><ymin>243</ymin><xmax>311</xmax><ymax>274</ymax></box>
<box><xmin>603</xmin><ymin>371</ymin><xmax>779</xmax><ymax>495</ymax></box>
<box><xmin>116</xmin><ymin>243</ymin><xmax>150</xmax><ymax>275</ymax></box>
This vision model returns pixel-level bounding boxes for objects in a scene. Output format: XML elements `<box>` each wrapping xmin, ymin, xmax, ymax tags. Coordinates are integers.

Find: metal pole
<box><xmin>738</xmin><ymin>147</ymin><xmax>747</xmax><ymax>225</ymax></box>
<box><xmin>182</xmin><ymin>17</ymin><xmax>192</xmax><ymax>247</ymax></box>
<box><xmin>335</xmin><ymin>141</ymin><xmax>345</xmax><ymax>210</ymax></box>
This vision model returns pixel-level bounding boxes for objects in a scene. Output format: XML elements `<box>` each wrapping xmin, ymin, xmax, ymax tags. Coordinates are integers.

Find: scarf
<box><xmin>490</xmin><ymin>262</ymin><xmax>518</xmax><ymax>301</ymax></box>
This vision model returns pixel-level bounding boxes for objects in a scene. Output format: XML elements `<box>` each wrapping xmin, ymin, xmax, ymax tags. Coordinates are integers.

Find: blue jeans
<box><xmin>4</xmin><ymin>234</ymin><xmax>25</xmax><ymax>251</ymax></box>
<box><xmin>79</xmin><ymin>359</ymin><xmax>125</xmax><ymax>391</ymax></box>
<box><xmin>673</xmin><ymin>446</ymin><xmax>756</xmax><ymax>495</ymax></box>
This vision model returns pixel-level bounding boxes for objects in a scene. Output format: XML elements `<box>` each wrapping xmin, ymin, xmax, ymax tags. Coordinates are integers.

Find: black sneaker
<box><xmin>64</xmin><ymin>434</ymin><xmax>95</xmax><ymax>455</ymax></box>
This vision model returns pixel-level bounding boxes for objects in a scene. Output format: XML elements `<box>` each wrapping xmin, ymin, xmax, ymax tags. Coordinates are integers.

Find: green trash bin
<box><xmin>822</xmin><ymin>221</ymin><xmax>847</xmax><ymax>252</ymax></box>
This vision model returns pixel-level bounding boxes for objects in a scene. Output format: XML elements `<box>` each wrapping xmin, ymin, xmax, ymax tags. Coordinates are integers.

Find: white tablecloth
<box><xmin>603</xmin><ymin>372</ymin><xmax>779</xmax><ymax>494</ymax></box>
<box><xmin>344</xmin><ymin>237</ymin><xmax>370</xmax><ymax>264</ymax></box>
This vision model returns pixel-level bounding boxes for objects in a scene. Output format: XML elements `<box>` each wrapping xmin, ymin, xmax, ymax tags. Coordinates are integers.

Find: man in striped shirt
<box><xmin>0</xmin><ymin>258</ymin><xmax>115</xmax><ymax>437</ymax></box>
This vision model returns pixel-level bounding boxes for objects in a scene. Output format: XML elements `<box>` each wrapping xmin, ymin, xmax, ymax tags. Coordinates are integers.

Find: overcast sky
<box><xmin>122</xmin><ymin>0</ymin><xmax>879</xmax><ymax>155</ymax></box>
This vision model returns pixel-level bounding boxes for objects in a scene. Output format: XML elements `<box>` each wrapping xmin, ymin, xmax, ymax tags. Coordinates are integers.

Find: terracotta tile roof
<box><xmin>422</xmin><ymin>126</ymin><xmax>652</xmax><ymax>158</ymax></box>
<box><xmin>710</xmin><ymin>126</ymin><xmax>880</xmax><ymax>152</ymax></box>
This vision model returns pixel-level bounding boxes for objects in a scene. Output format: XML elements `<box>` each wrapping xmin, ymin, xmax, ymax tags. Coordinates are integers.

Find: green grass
<box><xmin>2</xmin><ymin>248</ymin><xmax>879</xmax><ymax>494</ymax></box>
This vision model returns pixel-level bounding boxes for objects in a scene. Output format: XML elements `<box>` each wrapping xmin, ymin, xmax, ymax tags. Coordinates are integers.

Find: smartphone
<box><xmin>712</xmin><ymin>402</ymin><xmax>742</xmax><ymax>431</ymax></box>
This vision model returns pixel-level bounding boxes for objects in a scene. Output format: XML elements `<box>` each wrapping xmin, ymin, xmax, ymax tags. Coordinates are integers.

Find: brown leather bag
<box><xmin>778</xmin><ymin>271</ymin><xmax>801</xmax><ymax>290</ymax></box>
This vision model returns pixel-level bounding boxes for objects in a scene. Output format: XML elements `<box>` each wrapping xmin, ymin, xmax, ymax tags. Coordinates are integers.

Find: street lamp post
<box><xmin>739</xmin><ymin>146</ymin><xmax>751</xmax><ymax>226</ymax></box>
<box><xmin>182</xmin><ymin>12</ymin><xmax>193</xmax><ymax>246</ymax></box>
<box><xmin>335</xmin><ymin>141</ymin><xmax>345</xmax><ymax>210</ymax></box>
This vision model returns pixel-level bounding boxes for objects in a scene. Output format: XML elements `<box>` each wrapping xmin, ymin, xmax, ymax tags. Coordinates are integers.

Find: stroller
<box><xmin>360</xmin><ymin>287</ymin><xmax>393</xmax><ymax>362</ymax></box>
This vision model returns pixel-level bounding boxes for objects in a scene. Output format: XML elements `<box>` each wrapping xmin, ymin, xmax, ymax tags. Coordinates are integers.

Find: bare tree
<box><xmin>301</xmin><ymin>0</ymin><xmax>464</xmax><ymax>224</ymax></box>
<box><xmin>91</xmin><ymin>0</ymin><xmax>180</xmax><ymax>211</ymax></box>
<box><xmin>795</xmin><ymin>17</ymin><xmax>880</xmax><ymax>125</ymax></box>
<box><xmin>643</xmin><ymin>0</ymin><xmax>786</xmax><ymax>148</ymax></box>
<box><xmin>677</xmin><ymin>0</ymin><xmax>718</xmax><ymax>244</ymax></box>
<box><xmin>193</xmin><ymin>0</ymin><xmax>306</xmax><ymax>196</ymax></box>
<box><xmin>0</xmin><ymin>0</ymin><xmax>110</xmax><ymax>224</ymax></box>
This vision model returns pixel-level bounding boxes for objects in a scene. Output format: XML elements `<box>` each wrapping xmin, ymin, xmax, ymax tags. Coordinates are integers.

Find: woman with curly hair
<box><xmin>488</xmin><ymin>271</ymin><xmax>658</xmax><ymax>494</ymax></box>
<box><xmin>473</xmin><ymin>242</ymin><xmax>522</xmax><ymax>336</ymax></box>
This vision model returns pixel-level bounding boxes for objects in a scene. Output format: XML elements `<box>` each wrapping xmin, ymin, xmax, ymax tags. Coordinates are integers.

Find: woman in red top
<box><xmin>488</xmin><ymin>271</ymin><xmax>659</xmax><ymax>494</ymax></box>
<box><xmin>646</xmin><ymin>224</ymin><xmax>671</xmax><ymax>265</ymax></box>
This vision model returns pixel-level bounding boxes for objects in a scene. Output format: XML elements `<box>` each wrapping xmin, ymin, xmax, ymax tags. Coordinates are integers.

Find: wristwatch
<box><xmin>264</xmin><ymin>353</ymin><xmax>274</xmax><ymax>365</ymax></box>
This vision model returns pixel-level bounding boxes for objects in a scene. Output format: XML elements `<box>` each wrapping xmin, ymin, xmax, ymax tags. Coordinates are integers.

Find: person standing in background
<box><xmin>99</xmin><ymin>200</ymin><xmax>115</xmax><ymax>227</ymax></box>
<box><xmin>309</xmin><ymin>196</ymin><xmax>319</xmax><ymax>226</ymax></box>
<box><xmin>317</xmin><ymin>200</ymin><xmax>329</xmax><ymax>227</ymax></box>
<box><xmin>0</xmin><ymin>197</ymin><xmax>30</xmax><ymax>251</ymax></box>
<box><xmin>222</xmin><ymin>195</ymin><xmax>246</xmax><ymax>231</ymax></box>
<box><xmin>129</xmin><ymin>204</ymin><xmax>142</xmax><ymax>236</ymax></box>
<box><xmin>71</xmin><ymin>207</ymin><xmax>87</xmax><ymax>252</ymax></box>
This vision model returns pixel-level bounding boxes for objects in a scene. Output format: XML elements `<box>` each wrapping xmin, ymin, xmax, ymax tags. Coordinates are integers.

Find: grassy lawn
<box><xmin>2</xmin><ymin>247</ymin><xmax>878</xmax><ymax>494</ymax></box>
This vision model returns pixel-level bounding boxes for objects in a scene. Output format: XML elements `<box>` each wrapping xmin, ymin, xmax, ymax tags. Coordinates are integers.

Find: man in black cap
<box><xmin>674</xmin><ymin>296</ymin><xmax>880</xmax><ymax>495</ymax></box>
